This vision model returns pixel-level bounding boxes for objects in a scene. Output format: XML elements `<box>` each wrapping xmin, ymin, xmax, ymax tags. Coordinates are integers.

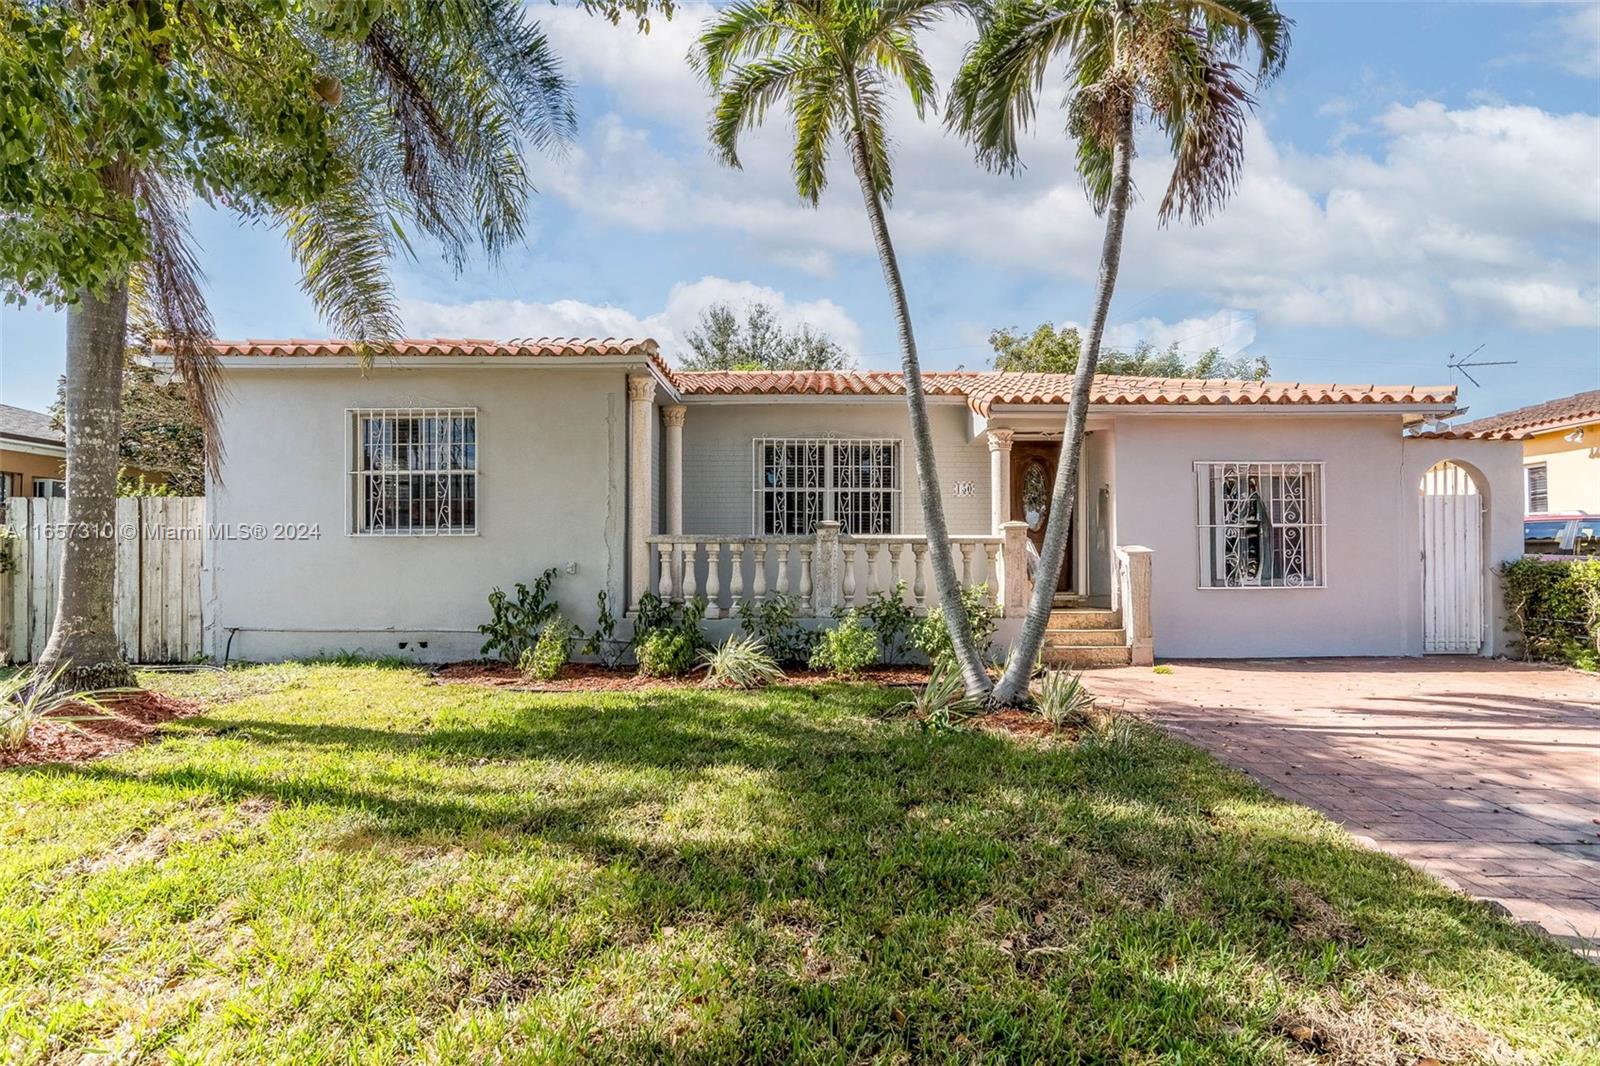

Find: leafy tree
<box><xmin>696</xmin><ymin>0</ymin><xmax>994</xmax><ymax>696</ymax></box>
<box><xmin>0</xmin><ymin>1</ymin><xmax>598</xmax><ymax>690</ymax></box>
<box><xmin>681</xmin><ymin>301</ymin><xmax>853</xmax><ymax>370</ymax></box>
<box><xmin>52</xmin><ymin>366</ymin><xmax>207</xmax><ymax>497</ymax></box>
<box><xmin>950</xmin><ymin>0</ymin><xmax>1289</xmax><ymax>704</ymax></box>
<box><xmin>989</xmin><ymin>322</ymin><xmax>1269</xmax><ymax>378</ymax></box>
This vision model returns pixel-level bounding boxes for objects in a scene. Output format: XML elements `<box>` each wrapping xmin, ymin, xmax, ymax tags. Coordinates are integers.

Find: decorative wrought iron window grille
<box><xmin>348</xmin><ymin>408</ymin><xmax>478</xmax><ymax>535</ymax></box>
<box><xmin>1195</xmin><ymin>461</ymin><xmax>1324</xmax><ymax>588</ymax></box>
<box><xmin>753</xmin><ymin>438</ymin><xmax>900</xmax><ymax>535</ymax></box>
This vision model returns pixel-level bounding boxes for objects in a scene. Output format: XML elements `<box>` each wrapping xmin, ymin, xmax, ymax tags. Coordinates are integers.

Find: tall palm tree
<box><xmin>949</xmin><ymin>0</ymin><xmax>1289</xmax><ymax>705</ymax></box>
<box><xmin>696</xmin><ymin>0</ymin><xmax>993</xmax><ymax>695</ymax></box>
<box><xmin>6</xmin><ymin>1</ymin><xmax>576</xmax><ymax>692</ymax></box>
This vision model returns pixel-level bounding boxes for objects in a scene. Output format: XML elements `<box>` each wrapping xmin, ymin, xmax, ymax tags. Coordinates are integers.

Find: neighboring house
<box><xmin>168</xmin><ymin>337</ymin><xmax>1526</xmax><ymax>665</ymax></box>
<box><xmin>0</xmin><ymin>404</ymin><xmax>67</xmax><ymax>503</ymax></box>
<box><xmin>1449</xmin><ymin>389</ymin><xmax>1600</xmax><ymax>516</ymax></box>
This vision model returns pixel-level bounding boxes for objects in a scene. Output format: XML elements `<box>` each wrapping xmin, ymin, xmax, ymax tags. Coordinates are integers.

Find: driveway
<box><xmin>1089</xmin><ymin>658</ymin><xmax>1600</xmax><ymax>953</ymax></box>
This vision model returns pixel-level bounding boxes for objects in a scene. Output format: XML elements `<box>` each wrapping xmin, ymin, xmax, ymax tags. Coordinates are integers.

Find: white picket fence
<box><xmin>1</xmin><ymin>497</ymin><xmax>207</xmax><ymax>664</ymax></box>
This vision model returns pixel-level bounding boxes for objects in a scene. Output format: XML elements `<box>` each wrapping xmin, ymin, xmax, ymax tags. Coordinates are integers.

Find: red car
<box><xmin>1524</xmin><ymin>513</ymin><xmax>1600</xmax><ymax>557</ymax></box>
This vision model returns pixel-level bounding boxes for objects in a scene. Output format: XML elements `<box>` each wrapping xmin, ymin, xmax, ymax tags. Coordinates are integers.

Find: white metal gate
<box><xmin>1420</xmin><ymin>462</ymin><xmax>1483</xmax><ymax>654</ymax></box>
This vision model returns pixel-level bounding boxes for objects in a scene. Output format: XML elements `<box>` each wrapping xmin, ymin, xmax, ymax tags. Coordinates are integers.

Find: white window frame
<box><xmin>32</xmin><ymin>478</ymin><xmax>65</xmax><ymax>499</ymax></box>
<box><xmin>346</xmin><ymin>407</ymin><xmax>480</xmax><ymax>536</ymax></box>
<box><xmin>1525</xmin><ymin>463</ymin><xmax>1549</xmax><ymax>514</ymax></box>
<box><xmin>752</xmin><ymin>437</ymin><xmax>901</xmax><ymax>535</ymax></box>
<box><xmin>1194</xmin><ymin>460</ymin><xmax>1325</xmax><ymax>589</ymax></box>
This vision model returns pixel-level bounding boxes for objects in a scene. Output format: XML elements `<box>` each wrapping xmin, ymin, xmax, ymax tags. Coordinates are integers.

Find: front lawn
<box><xmin>2</xmin><ymin>665</ymin><xmax>1594</xmax><ymax>1063</ymax></box>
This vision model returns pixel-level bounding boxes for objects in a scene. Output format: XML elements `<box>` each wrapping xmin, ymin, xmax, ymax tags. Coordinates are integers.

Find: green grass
<box><xmin>1</xmin><ymin>664</ymin><xmax>1594</xmax><ymax>1063</ymax></box>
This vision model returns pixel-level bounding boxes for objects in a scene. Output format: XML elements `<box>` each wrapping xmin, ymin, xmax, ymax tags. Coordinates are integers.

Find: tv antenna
<box><xmin>1446</xmin><ymin>344</ymin><xmax>1517</xmax><ymax>388</ymax></box>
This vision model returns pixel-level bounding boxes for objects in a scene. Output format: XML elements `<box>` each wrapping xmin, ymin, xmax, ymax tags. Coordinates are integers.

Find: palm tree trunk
<box><xmin>34</xmin><ymin>252</ymin><xmax>137</xmax><ymax>693</ymax></box>
<box><xmin>845</xmin><ymin>122</ymin><xmax>991</xmax><ymax>696</ymax></box>
<box><xmin>991</xmin><ymin>91</ymin><xmax>1136</xmax><ymax>706</ymax></box>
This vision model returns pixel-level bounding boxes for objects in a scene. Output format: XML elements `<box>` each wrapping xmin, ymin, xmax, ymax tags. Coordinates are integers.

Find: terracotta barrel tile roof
<box><xmin>160</xmin><ymin>336</ymin><xmax>660</xmax><ymax>359</ymax></box>
<box><xmin>162</xmin><ymin>336</ymin><xmax>1461</xmax><ymax>412</ymax></box>
<box><xmin>672</xmin><ymin>369</ymin><xmax>1457</xmax><ymax>413</ymax></box>
<box><xmin>1448</xmin><ymin>389</ymin><xmax>1600</xmax><ymax>436</ymax></box>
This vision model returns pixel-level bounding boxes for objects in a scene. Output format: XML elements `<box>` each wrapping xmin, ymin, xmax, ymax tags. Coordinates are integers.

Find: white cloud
<box><xmin>534</xmin><ymin>5</ymin><xmax>1600</xmax><ymax>338</ymax></box>
<box><xmin>398</xmin><ymin>275</ymin><xmax>866</xmax><ymax>364</ymax></box>
<box><xmin>1553</xmin><ymin>3</ymin><xmax>1600</xmax><ymax>78</ymax></box>
<box><xmin>1101</xmin><ymin>309</ymin><xmax>1259</xmax><ymax>355</ymax></box>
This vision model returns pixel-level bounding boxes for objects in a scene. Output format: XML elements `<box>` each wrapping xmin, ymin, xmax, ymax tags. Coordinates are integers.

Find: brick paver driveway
<box><xmin>1090</xmin><ymin>658</ymin><xmax>1600</xmax><ymax>952</ymax></box>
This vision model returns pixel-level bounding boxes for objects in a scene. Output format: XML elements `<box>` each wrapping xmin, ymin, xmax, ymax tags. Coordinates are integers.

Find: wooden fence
<box><xmin>1</xmin><ymin>497</ymin><xmax>207</xmax><ymax>664</ymax></box>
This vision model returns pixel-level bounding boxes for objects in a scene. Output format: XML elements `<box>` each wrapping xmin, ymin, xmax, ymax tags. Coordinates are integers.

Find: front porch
<box><xmin>620</xmin><ymin>374</ymin><xmax>1152</xmax><ymax>665</ymax></box>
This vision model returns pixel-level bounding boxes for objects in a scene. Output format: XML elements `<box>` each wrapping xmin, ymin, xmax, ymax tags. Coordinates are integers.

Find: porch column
<box><xmin>986</xmin><ymin>429</ymin><xmax>1014</xmax><ymax>534</ymax></box>
<box><xmin>662</xmin><ymin>404</ymin><xmax>687</xmax><ymax>535</ymax></box>
<box><xmin>627</xmin><ymin>374</ymin><xmax>656</xmax><ymax>608</ymax></box>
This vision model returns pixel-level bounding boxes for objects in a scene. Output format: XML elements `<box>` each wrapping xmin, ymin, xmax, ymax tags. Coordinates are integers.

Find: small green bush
<box><xmin>519</xmin><ymin>617</ymin><xmax>573</xmax><ymax>681</ymax></box>
<box><xmin>637</xmin><ymin>629</ymin><xmax>700</xmax><ymax>678</ymax></box>
<box><xmin>861</xmin><ymin>582</ymin><xmax>915</xmax><ymax>663</ymax></box>
<box><xmin>479</xmin><ymin>568</ymin><xmax>560</xmax><ymax>663</ymax></box>
<box><xmin>1035</xmin><ymin>668</ymin><xmax>1095</xmax><ymax>730</ymax></box>
<box><xmin>632</xmin><ymin>595</ymin><xmax>710</xmax><ymax>676</ymax></box>
<box><xmin>1500</xmin><ymin>558</ymin><xmax>1600</xmax><ymax>670</ymax></box>
<box><xmin>896</xmin><ymin>659</ymin><xmax>980</xmax><ymax>732</ymax></box>
<box><xmin>809</xmin><ymin>611</ymin><xmax>878</xmax><ymax>675</ymax></box>
<box><xmin>911</xmin><ymin>584</ymin><xmax>999</xmax><ymax>669</ymax></box>
<box><xmin>701</xmin><ymin>635</ymin><xmax>785</xmax><ymax>688</ymax></box>
<box><xmin>735</xmin><ymin>593</ymin><xmax>816</xmax><ymax>664</ymax></box>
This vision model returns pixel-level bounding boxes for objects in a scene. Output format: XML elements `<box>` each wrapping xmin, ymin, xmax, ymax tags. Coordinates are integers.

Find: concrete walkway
<box><xmin>1089</xmin><ymin>658</ymin><xmax>1600</xmax><ymax>953</ymax></box>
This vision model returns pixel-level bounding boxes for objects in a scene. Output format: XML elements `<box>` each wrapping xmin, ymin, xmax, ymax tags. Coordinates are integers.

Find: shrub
<box><xmin>896</xmin><ymin>659</ymin><xmax>981</xmax><ymax>732</ymax></box>
<box><xmin>861</xmin><ymin>582</ymin><xmax>914</xmax><ymax>663</ymax></box>
<box><xmin>1036</xmin><ymin>668</ymin><xmax>1095</xmax><ymax>730</ymax></box>
<box><xmin>1</xmin><ymin>667</ymin><xmax>106</xmax><ymax>751</ymax></box>
<box><xmin>579</xmin><ymin>590</ymin><xmax>627</xmax><ymax>667</ymax></box>
<box><xmin>701</xmin><ymin>635</ymin><xmax>785</xmax><ymax>689</ymax></box>
<box><xmin>637</xmin><ymin>629</ymin><xmax>700</xmax><ymax>678</ymax></box>
<box><xmin>735</xmin><ymin>593</ymin><xmax>816</xmax><ymax>663</ymax></box>
<box><xmin>479</xmin><ymin>568</ymin><xmax>560</xmax><ymax>663</ymax></box>
<box><xmin>911</xmin><ymin>584</ymin><xmax>999</xmax><ymax>669</ymax></box>
<box><xmin>1500</xmin><ymin>558</ymin><xmax>1600</xmax><ymax>670</ymax></box>
<box><xmin>519</xmin><ymin>617</ymin><xmax>573</xmax><ymax>681</ymax></box>
<box><xmin>809</xmin><ymin>611</ymin><xmax>879</xmax><ymax>675</ymax></box>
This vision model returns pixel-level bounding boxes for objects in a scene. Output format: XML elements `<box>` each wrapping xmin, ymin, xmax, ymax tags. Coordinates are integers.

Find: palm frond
<box><xmin>1144</xmin><ymin>25</ymin><xmax>1252</xmax><ymax>223</ymax></box>
<box><xmin>1188</xmin><ymin>0</ymin><xmax>1291</xmax><ymax>80</ymax></box>
<box><xmin>850</xmin><ymin>74</ymin><xmax>899</xmax><ymax>202</ymax></box>
<box><xmin>791</xmin><ymin>69</ymin><xmax>843</xmax><ymax>203</ymax></box>
<box><xmin>129</xmin><ymin>167</ymin><xmax>225</xmax><ymax>481</ymax></box>
<box><xmin>947</xmin><ymin>0</ymin><xmax>1107</xmax><ymax>173</ymax></box>
<box><xmin>708</xmin><ymin>52</ymin><xmax>816</xmax><ymax>169</ymax></box>
<box><xmin>868</xmin><ymin>30</ymin><xmax>938</xmax><ymax>118</ymax></box>
<box><xmin>282</xmin><ymin>172</ymin><xmax>403</xmax><ymax>358</ymax></box>
<box><xmin>694</xmin><ymin>0</ymin><xmax>801</xmax><ymax>86</ymax></box>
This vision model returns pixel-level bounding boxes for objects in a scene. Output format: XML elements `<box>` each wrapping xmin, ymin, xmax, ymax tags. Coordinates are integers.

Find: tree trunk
<box><xmin>845</xmin><ymin>115</ymin><xmax>991</xmax><ymax>696</ymax></box>
<box><xmin>34</xmin><ymin>268</ymin><xmax>137</xmax><ymax>693</ymax></box>
<box><xmin>991</xmin><ymin>87</ymin><xmax>1136</xmax><ymax>706</ymax></box>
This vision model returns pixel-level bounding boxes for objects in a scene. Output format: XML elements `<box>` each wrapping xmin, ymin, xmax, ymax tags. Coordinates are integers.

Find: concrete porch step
<box><xmin>1040</xmin><ymin>644</ymin><xmax>1133</xmax><ymax>669</ymax></box>
<box><xmin>1047</xmin><ymin>608</ymin><xmax>1121</xmax><ymax>630</ymax></box>
<box><xmin>1043</xmin><ymin>627</ymin><xmax>1126</xmax><ymax>648</ymax></box>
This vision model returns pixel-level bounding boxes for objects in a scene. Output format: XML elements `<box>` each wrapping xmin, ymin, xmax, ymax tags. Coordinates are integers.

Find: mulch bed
<box><xmin>431</xmin><ymin>660</ymin><xmax>934</xmax><ymax>692</ymax></box>
<box><xmin>0</xmin><ymin>690</ymin><xmax>204</xmax><ymax>770</ymax></box>
<box><xmin>431</xmin><ymin>662</ymin><xmax>1061</xmax><ymax>738</ymax></box>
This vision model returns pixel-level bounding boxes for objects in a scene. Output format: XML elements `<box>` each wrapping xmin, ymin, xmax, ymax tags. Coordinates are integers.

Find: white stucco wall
<box><xmin>209</xmin><ymin>365</ymin><xmax>629</xmax><ymax>663</ymax></box>
<box><xmin>678</xmin><ymin>400</ymin><xmax>993</xmax><ymax>536</ymax></box>
<box><xmin>1110</xmin><ymin>413</ymin><xmax>1524</xmax><ymax>658</ymax></box>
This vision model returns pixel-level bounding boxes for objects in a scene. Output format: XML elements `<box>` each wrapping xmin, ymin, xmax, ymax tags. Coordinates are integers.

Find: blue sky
<box><xmin>2</xmin><ymin>0</ymin><xmax>1597</xmax><ymax>420</ymax></box>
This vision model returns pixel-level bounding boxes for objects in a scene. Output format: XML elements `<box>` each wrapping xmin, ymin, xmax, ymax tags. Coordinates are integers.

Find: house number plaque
<box><xmin>952</xmin><ymin>480</ymin><xmax>976</xmax><ymax>497</ymax></box>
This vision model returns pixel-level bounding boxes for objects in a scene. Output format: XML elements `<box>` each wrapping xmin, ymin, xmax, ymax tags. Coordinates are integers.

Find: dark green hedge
<box><xmin>1499</xmin><ymin>558</ymin><xmax>1600</xmax><ymax>670</ymax></box>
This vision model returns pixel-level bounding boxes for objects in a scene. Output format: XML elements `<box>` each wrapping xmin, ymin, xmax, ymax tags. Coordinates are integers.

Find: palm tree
<box><xmin>949</xmin><ymin>0</ymin><xmax>1289</xmax><ymax>705</ymax></box>
<box><xmin>8</xmin><ymin>2</ymin><xmax>575</xmax><ymax>692</ymax></box>
<box><xmin>696</xmin><ymin>0</ymin><xmax>993</xmax><ymax>695</ymax></box>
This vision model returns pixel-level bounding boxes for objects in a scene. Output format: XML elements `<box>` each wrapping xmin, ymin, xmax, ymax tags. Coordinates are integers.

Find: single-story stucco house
<box><xmin>171</xmin><ymin>336</ymin><xmax>1527</xmax><ymax>666</ymax></box>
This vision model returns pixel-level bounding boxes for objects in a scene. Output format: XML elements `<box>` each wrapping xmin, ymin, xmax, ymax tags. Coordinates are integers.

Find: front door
<box><xmin>1010</xmin><ymin>442</ymin><xmax>1074</xmax><ymax>594</ymax></box>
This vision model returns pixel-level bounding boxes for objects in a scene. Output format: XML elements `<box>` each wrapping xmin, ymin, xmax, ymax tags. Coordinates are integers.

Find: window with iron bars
<box><xmin>753</xmin><ymin>438</ymin><xmax>901</xmax><ymax>535</ymax></box>
<box><xmin>1195</xmin><ymin>461</ymin><xmax>1324</xmax><ymax>588</ymax></box>
<box><xmin>348</xmin><ymin>408</ymin><xmax>478</xmax><ymax>535</ymax></box>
